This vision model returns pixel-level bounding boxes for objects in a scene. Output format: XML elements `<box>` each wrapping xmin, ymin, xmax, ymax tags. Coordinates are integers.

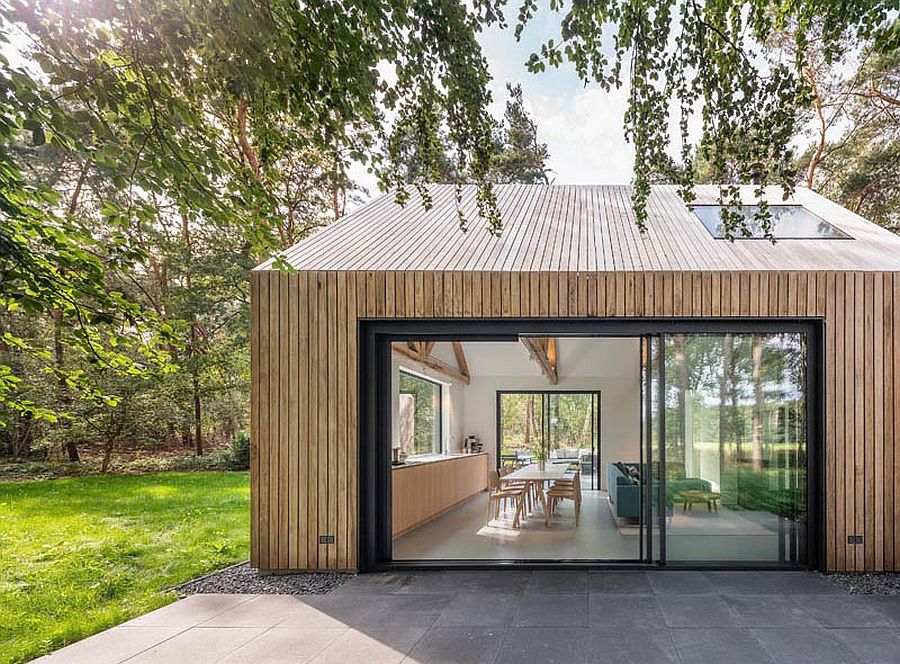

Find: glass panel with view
<box><xmin>663</xmin><ymin>333</ymin><xmax>807</xmax><ymax>565</ymax></box>
<box><xmin>693</xmin><ymin>205</ymin><xmax>850</xmax><ymax>239</ymax></box>
<box><xmin>398</xmin><ymin>371</ymin><xmax>441</xmax><ymax>456</ymax></box>
<box><xmin>498</xmin><ymin>392</ymin><xmax>599</xmax><ymax>490</ymax></box>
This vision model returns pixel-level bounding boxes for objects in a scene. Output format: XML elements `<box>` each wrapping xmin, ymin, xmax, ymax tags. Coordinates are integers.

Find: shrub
<box><xmin>225</xmin><ymin>431</ymin><xmax>250</xmax><ymax>470</ymax></box>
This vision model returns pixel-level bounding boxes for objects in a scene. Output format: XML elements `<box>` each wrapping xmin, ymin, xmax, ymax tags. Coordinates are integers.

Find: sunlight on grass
<box><xmin>0</xmin><ymin>471</ymin><xmax>249</xmax><ymax>664</ymax></box>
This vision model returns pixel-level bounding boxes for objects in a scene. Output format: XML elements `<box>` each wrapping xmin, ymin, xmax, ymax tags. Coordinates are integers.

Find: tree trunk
<box><xmin>751</xmin><ymin>336</ymin><xmax>765</xmax><ymax>472</ymax></box>
<box><xmin>101</xmin><ymin>443</ymin><xmax>114</xmax><ymax>473</ymax></box>
<box><xmin>673</xmin><ymin>334</ymin><xmax>688</xmax><ymax>456</ymax></box>
<box><xmin>524</xmin><ymin>395</ymin><xmax>533</xmax><ymax>449</ymax></box>
<box><xmin>803</xmin><ymin>67</ymin><xmax>827</xmax><ymax>189</ymax></box>
<box><xmin>192</xmin><ymin>370</ymin><xmax>203</xmax><ymax>456</ymax></box>
<box><xmin>52</xmin><ymin>309</ymin><xmax>79</xmax><ymax>462</ymax></box>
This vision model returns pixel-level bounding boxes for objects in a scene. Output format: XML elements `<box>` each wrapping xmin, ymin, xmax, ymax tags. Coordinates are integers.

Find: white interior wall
<box><xmin>391</xmin><ymin>338</ymin><xmax>641</xmax><ymax>488</ymax></box>
<box><xmin>459</xmin><ymin>339</ymin><xmax>641</xmax><ymax>488</ymax></box>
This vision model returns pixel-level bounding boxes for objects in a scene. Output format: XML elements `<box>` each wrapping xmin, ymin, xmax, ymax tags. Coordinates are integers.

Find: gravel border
<box><xmin>177</xmin><ymin>561</ymin><xmax>353</xmax><ymax>595</ymax></box>
<box><xmin>820</xmin><ymin>572</ymin><xmax>900</xmax><ymax>595</ymax></box>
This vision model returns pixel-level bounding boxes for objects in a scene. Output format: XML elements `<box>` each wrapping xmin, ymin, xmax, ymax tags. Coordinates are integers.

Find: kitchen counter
<box><xmin>391</xmin><ymin>452</ymin><xmax>488</xmax><ymax>537</ymax></box>
<box><xmin>391</xmin><ymin>452</ymin><xmax>482</xmax><ymax>469</ymax></box>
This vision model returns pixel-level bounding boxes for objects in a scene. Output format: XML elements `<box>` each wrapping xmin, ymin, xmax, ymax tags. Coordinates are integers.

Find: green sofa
<box><xmin>607</xmin><ymin>462</ymin><xmax>712</xmax><ymax>519</ymax></box>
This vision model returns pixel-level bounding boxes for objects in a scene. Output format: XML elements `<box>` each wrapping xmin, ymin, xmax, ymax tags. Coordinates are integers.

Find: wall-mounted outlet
<box><xmin>847</xmin><ymin>535</ymin><xmax>864</xmax><ymax>544</ymax></box>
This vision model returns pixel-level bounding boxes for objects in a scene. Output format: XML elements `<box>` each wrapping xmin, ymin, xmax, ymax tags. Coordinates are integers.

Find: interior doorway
<box><xmin>496</xmin><ymin>391</ymin><xmax>600</xmax><ymax>491</ymax></box>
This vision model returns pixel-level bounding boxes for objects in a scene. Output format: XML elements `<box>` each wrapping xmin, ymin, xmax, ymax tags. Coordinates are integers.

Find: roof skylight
<box><xmin>692</xmin><ymin>205</ymin><xmax>852</xmax><ymax>240</ymax></box>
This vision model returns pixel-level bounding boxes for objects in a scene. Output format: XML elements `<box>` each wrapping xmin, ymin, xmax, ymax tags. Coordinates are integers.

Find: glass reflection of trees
<box><xmin>664</xmin><ymin>334</ymin><xmax>807</xmax><ymax>526</ymax></box>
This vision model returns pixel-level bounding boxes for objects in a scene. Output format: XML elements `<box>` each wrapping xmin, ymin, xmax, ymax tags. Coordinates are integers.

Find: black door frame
<box><xmin>358</xmin><ymin>318</ymin><xmax>824</xmax><ymax>572</ymax></box>
<box><xmin>495</xmin><ymin>389</ymin><xmax>601</xmax><ymax>491</ymax></box>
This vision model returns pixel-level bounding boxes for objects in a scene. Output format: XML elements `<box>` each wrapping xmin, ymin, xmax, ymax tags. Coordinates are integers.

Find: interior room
<box><xmin>389</xmin><ymin>336</ymin><xmax>643</xmax><ymax>561</ymax></box>
<box><xmin>387</xmin><ymin>332</ymin><xmax>808</xmax><ymax>566</ymax></box>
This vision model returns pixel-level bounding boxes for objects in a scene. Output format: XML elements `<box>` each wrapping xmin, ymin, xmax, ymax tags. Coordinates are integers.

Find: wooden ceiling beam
<box><xmin>451</xmin><ymin>341</ymin><xmax>470</xmax><ymax>380</ymax></box>
<box><xmin>392</xmin><ymin>343</ymin><xmax>471</xmax><ymax>385</ymax></box>
<box><xmin>521</xmin><ymin>336</ymin><xmax>558</xmax><ymax>384</ymax></box>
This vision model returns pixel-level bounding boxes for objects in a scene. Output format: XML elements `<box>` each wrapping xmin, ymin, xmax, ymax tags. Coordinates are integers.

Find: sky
<box><xmin>350</xmin><ymin>8</ymin><xmax>637</xmax><ymax>203</ymax></box>
<box><xmin>477</xmin><ymin>12</ymin><xmax>635</xmax><ymax>185</ymax></box>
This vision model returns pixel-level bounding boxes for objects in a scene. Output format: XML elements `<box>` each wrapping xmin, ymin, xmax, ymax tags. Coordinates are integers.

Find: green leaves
<box><xmin>510</xmin><ymin>0</ymin><xmax>895</xmax><ymax>234</ymax></box>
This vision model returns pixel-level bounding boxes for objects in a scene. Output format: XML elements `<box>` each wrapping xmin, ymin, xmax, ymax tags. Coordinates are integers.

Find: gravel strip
<box><xmin>178</xmin><ymin>561</ymin><xmax>352</xmax><ymax>595</ymax></box>
<box><xmin>821</xmin><ymin>572</ymin><xmax>900</xmax><ymax>595</ymax></box>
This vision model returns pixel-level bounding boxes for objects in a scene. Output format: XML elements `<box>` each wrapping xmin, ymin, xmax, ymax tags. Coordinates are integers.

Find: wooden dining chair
<box><xmin>499</xmin><ymin>467</ymin><xmax>537</xmax><ymax>513</ymax></box>
<box><xmin>546</xmin><ymin>469</ymin><xmax>582</xmax><ymax>525</ymax></box>
<box><xmin>486</xmin><ymin>469</ymin><xmax>527</xmax><ymax>528</ymax></box>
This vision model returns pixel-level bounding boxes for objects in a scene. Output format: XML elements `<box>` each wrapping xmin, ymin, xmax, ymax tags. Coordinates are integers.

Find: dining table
<box><xmin>502</xmin><ymin>462</ymin><xmax>571</xmax><ymax>527</ymax></box>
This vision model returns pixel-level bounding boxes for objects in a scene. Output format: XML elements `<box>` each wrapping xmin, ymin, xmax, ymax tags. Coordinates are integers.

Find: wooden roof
<box><xmin>258</xmin><ymin>184</ymin><xmax>900</xmax><ymax>272</ymax></box>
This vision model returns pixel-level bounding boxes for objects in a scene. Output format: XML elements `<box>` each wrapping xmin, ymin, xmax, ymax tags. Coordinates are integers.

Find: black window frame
<box><xmin>358</xmin><ymin>318</ymin><xmax>823</xmax><ymax>573</ymax></box>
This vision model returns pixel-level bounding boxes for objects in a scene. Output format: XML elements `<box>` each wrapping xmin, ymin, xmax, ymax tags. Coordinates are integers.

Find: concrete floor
<box><xmin>37</xmin><ymin>571</ymin><xmax>900</xmax><ymax>664</ymax></box>
<box><xmin>393</xmin><ymin>490</ymin><xmax>638</xmax><ymax>560</ymax></box>
<box><xmin>393</xmin><ymin>490</ymin><xmax>791</xmax><ymax>563</ymax></box>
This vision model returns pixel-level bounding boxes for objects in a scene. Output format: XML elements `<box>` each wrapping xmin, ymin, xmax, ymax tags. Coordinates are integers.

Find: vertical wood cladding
<box><xmin>251</xmin><ymin>269</ymin><xmax>900</xmax><ymax>572</ymax></box>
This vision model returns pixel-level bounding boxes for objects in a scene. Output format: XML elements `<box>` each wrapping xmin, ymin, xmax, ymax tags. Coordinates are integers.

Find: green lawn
<box><xmin>0</xmin><ymin>471</ymin><xmax>250</xmax><ymax>664</ymax></box>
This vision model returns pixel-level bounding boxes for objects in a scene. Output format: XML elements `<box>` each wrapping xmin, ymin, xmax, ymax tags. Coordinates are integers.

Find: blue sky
<box><xmin>478</xmin><ymin>11</ymin><xmax>635</xmax><ymax>185</ymax></box>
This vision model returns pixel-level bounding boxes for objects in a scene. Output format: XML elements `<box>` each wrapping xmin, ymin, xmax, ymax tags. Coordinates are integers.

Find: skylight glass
<box><xmin>692</xmin><ymin>205</ymin><xmax>852</xmax><ymax>239</ymax></box>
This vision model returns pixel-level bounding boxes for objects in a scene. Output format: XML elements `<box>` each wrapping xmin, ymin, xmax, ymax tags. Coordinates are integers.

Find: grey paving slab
<box><xmin>397</xmin><ymin>572</ymin><xmax>529</xmax><ymax>596</ymax></box>
<box><xmin>789</xmin><ymin>594</ymin><xmax>894</xmax><ymax>627</ymax></box>
<box><xmin>513</xmin><ymin>592</ymin><xmax>589</xmax><ymax>627</ymax></box>
<box><xmin>219</xmin><ymin>627</ymin><xmax>348</xmax><ymax>664</ymax></box>
<box><xmin>831</xmin><ymin>628</ymin><xmax>900</xmax><ymax>664</ymax></box>
<box><xmin>591</xmin><ymin>627</ymin><xmax>680</xmax><ymax>664</ymax></box>
<box><xmin>334</xmin><ymin>573</ymin><xmax>412</xmax><ymax>595</ymax></box>
<box><xmin>647</xmin><ymin>571</ymin><xmax>716</xmax><ymax>595</ymax></box>
<box><xmin>758</xmin><ymin>571</ymin><xmax>842</xmax><ymax>594</ymax></box>
<box><xmin>201</xmin><ymin>594</ymin><xmax>312</xmax><ymax>628</ymax></box>
<box><xmin>671</xmin><ymin>628</ymin><xmax>775</xmax><ymax>664</ymax></box>
<box><xmin>405</xmin><ymin>627</ymin><xmax>506</xmax><ymax>664</ymax></box>
<box><xmin>494</xmin><ymin>627</ymin><xmax>594</xmax><ymax>664</ymax></box>
<box><xmin>526</xmin><ymin>570</ymin><xmax>588</xmax><ymax>594</ymax></box>
<box><xmin>703</xmin><ymin>571</ymin><xmax>783</xmax><ymax>594</ymax></box>
<box><xmin>589</xmin><ymin>594</ymin><xmax>665</xmax><ymax>628</ymax></box>
<box><xmin>658</xmin><ymin>595</ymin><xmax>741</xmax><ymax>627</ymax></box>
<box><xmin>866</xmin><ymin>595</ymin><xmax>900</xmax><ymax>625</ymax></box>
<box><xmin>124</xmin><ymin>626</ymin><xmax>266</xmax><ymax>664</ymax></box>
<box><xmin>722</xmin><ymin>594</ymin><xmax>820</xmax><ymax>627</ymax></box>
<box><xmin>752</xmin><ymin>628</ymin><xmax>858</xmax><ymax>664</ymax></box>
<box><xmin>34</xmin><ymin>626</ymin><xmax>185</xmax><ymax>664</ymax></box>
<box><xmin>435</xmin><ymin>593</ymin><xmax>522</xmax><ymax>627</ymax></box>
<box><xmin>124</xmin><ymin>594</ymin><xmax>254</xmax><ymax>627</ymax></box>
<box><xmin>309</xmin><ymin>627</ymin><xmax>427</xmax><ymax>664</ymax></box>
<box><xmin>588</xmin><ymin>571</ymin><xmax>653</xmax><ymax>594</ymax></box>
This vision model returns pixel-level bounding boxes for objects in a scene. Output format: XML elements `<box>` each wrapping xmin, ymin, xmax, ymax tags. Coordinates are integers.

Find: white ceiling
<box><xmin>430</xmin><ymin>338</ymin><xmax>639</xmax><ymax>379</ymax></box>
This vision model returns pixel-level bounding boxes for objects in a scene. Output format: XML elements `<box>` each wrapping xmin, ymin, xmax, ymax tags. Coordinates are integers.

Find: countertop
<box><xmin>391</xmin><ymin>451</ymin><xmax>487</xmax><ymax>470</ymax></box>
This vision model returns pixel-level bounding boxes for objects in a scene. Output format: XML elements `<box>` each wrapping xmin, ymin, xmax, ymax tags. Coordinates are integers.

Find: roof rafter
<box><xmin>521</xmin><ymin>336</ymin><xmax>558</xmax><ymax>384</ymax></box>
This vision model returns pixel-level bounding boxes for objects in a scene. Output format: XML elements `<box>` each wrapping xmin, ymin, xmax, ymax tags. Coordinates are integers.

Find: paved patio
<box><xmin>37</xmin><ymin>571</ymin><xmax>900</xmax><ymax>664</ymax></box>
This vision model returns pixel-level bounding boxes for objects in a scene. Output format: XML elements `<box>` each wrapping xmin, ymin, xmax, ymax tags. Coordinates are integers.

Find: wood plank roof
<box><xmin>258</xmin><ymin>184</ymin><xmax>900</xmax><ymax>272</ymax></box>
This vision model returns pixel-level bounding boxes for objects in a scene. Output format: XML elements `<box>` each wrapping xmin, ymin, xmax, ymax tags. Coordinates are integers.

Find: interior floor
<box><xmin>392</xmin><ymin>488</ymin><xmax>788</xmax><ymax>562</ymax></box>
<box><xmin>393</xmin><ymin>490</ymin><xmax>639</xmax><ymax>560</ymax></box>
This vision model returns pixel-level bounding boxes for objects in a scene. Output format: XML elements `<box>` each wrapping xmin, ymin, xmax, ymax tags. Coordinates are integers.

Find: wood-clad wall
<box><xmin>250</xmin><ymin>269</ymin><xmax>900</xmax><ymax>572</ymax></box>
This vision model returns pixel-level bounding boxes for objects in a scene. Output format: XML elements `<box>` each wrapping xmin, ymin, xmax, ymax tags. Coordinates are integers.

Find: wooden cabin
<box><xmin>250</xmin><ymin>184</ymin><xmax>900</xmax><ymax>573</ymax></box>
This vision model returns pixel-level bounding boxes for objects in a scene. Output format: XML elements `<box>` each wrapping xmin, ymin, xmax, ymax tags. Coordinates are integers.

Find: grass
<box><xmin>0</xmin><ymin>471</ymin><xmax>249</xmax><ymax>664</ymax></box>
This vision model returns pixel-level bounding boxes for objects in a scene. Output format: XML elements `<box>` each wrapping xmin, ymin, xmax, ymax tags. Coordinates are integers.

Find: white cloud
<box><xmin>529</xmin><ymin>85</ymin><xmax>634</xmax><ymax>184</ymax></box>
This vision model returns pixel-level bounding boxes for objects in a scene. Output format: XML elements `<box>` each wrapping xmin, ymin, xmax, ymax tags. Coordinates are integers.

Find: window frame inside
<box><xmin>398</xmin><ymin>368</ymin><xmax>443</xmax><ymax>457</ymax></box>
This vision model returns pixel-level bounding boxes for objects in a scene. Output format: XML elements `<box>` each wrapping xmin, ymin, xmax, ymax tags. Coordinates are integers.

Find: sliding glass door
<box><xmin>497</xmin><ymin>391</ymin><xmax>600</xmax><ymax>490</ymax></box>
<box><xmin>644</xmin><ymin>332</ymin><xmax>809</xmax><ymax>566</ymax></box>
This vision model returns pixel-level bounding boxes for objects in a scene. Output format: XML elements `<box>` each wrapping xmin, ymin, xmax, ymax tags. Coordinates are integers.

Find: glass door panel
<box><xmin>547</xmin><ymin>393</ymin><xmax>599</xmax><ymax>490</ymax></box>
<box><xmin>662</xmin><ymin>333</ymin><xmax>808</xmax><ymax>565</ymax></box>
